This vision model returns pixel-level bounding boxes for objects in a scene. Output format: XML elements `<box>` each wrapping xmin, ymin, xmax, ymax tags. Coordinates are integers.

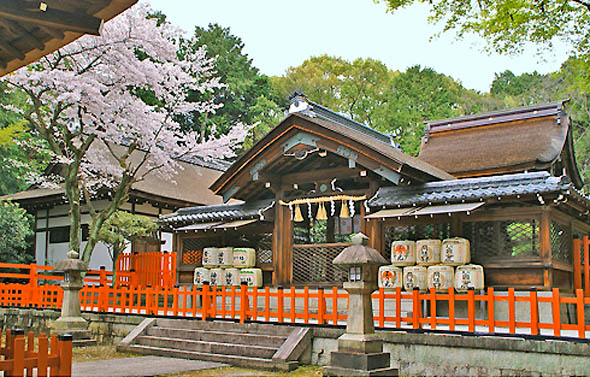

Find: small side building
<box><xmin>3</xmin><ymin>156</ymin><xmax>228</xmax><ymax>270</ymax></box>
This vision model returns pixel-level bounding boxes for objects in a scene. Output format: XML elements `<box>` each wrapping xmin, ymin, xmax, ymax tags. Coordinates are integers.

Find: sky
<box><xmin>149</xmin><ymin>0</ymin><xmax>571</xmax><ymax>93</ymax></box>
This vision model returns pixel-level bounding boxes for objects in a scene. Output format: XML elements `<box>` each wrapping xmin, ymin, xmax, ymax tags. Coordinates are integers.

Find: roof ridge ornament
<box><xmin>288</xmin><ymin>90</ymin><xmax>315</xmax><ymax>117</ymax></box>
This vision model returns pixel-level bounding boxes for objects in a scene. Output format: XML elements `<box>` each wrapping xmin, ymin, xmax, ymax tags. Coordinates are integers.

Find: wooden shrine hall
<box><xmin>161</xmin><ymin>95</ymin><xmax>590</xmax><ymax>291</ymax></box>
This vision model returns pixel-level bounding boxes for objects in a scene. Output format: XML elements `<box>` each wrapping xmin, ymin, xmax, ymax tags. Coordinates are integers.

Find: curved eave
<box><xmin>210</xmin><ymin>113</ymin><xmax>453</xmax><ymax>200</ymax></box>
<box><xmin>0</xmin><ymin>0</ymin><xmax>138</xmax><ymax>76</ymax></box>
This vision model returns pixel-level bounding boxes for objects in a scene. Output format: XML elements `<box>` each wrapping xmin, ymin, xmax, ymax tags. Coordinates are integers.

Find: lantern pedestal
<box><xmin>50</xmin><ymin>251</ymin><xmax>96</xmax><ymax>347</ymax></box>
<box><xmin>324</xmin><ymin>234</ymin><xmax>398</xmax><ymax>377</ymax></box>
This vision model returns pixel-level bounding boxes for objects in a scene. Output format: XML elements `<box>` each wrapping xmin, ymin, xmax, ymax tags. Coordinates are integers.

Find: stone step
<box><xmin>120</xmin><ymin>344</ymin><xmax>298</xmax><ymax>371</ymax></box>
<box><xmin>155</xmin><ymin>318</ymin><xmax>293</xmax><ymax>336</ymax></box>
<box><xmin>136</xmin><ymin>335</ymin><xmax>278</xmax><ymax>359</ymax></box>
<box><xmin>147</xmin><ymin>326</ymin><xmax>286</xmax><ymax>347</ymax></box>
<box><xmin>72</xmin><ymin>339</ymin><xmax>97</xmax><ymax>348</ymax></box>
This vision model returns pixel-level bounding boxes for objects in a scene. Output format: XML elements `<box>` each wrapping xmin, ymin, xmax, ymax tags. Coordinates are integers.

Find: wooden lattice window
<box><xmin>292</xmin><ymin>243</ymin><xmax>350</xmax><ymax>283</ymax></box>
<box><xmin>550</xmin><ymin>220</ymin><xmax>571</xmax><ymax>262</ymax></box>
<box><xmin>463</xmin><ymin>220</ymin><xmax>539</xmax><ymax>262</ymax></box>
<box><xmin>181</xmin><ymin>237</ymin><xmax>218</xmax><ymax>265</ymax></box>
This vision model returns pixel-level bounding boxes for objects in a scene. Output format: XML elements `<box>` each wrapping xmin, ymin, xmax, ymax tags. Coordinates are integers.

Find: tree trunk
<box><xmin>81</xmin><ymin>175</ymin><xmax>132</xmax><ymax>265</ymax></box>
<box><xmin>64</xmin><ymin>164</ymin><xmax>81</xmax><ymax>254</ymax></box>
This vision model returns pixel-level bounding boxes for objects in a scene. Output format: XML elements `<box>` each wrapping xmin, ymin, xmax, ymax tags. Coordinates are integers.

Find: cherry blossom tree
<box><xmin>1</xmin><ymin>3</ymin><xmax>246</xmax><ymax>264</ymax></box>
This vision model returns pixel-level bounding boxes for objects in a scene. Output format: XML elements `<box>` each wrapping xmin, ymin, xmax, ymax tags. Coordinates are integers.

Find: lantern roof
<box><xmin>333</xmin><ymin>235</ymin><xmax>388</xmax><ymax>266</ymax></box>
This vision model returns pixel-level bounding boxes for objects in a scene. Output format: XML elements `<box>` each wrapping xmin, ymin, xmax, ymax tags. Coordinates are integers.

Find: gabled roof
<box><xmin>368</xmin><ymin>171</ymin><xmax>590</xmax><ymax>210</ymax></box>
<box><xmin>210</xmin><ymin>96</ymin><xmax>454</xmax><ymax>202</ymax></box>
<box><xmin>418</xmin><ymin>101</ymin><xmax>584</xmax><ymax>188</ymax></box>
<box><xmin>0</xmin><ymin>0</ymin><xmax>138</xmax><ymax>76</ymax></box>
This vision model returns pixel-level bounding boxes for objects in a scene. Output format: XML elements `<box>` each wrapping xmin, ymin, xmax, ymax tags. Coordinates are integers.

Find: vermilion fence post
<box><xmin>508</xmin><ymin>288</ymin><xmax>516</xmax><ymax>334</ymax></box>
<box><xmin>38</xmin><ymin>334</ymin><xmax>48</xmax><ymax>377</ymax></box>
<box><xmin>317</xmin><ymin>288</ymin><xmax>325</xmax><ymax>325</ymax></box>
<box><xmin>239</xmin><ymin>282</ymin><xmax>247</xmax><ymax>324</ymax></box>
<box><xmin>277</xmin><ymin>287</ymin><xmax>284</xmax><ymax>323</ymax></box>
<box><xmin>27</xmin><ymin>331</ymin><xmax>34</xmax><ymax>353</ymax></box>
<box><xmin>430</xmin><ymin>288</ymin><xmax>437</xmax><ymax>330</ymax></box>
<box><xmin>252</xmin><ymin>287</ymin><xmax>258</xmax><ymax>321</ymax></box>
<box><xmin>264</xmin><ymin>287</ymin><xmax>270</xmax><ymax>322</ymax></box>
<box><xmin>395</xmin><ymin>287</ymin><xmax>401</xmax><ymax>328</ymax></box>
<box><xmin>412</xmin><ymin>287</ymin><xmax>420</xmax><ymax>329</ymax></box>
<box><xmin>12</xmin><ymin>332</ymin><xmax>25</xmax><ymax>377</ymax></box>
<box><xmin>49</xmin><ymin>335</ymin><xmax>58</xmax><ymax>376</ymax></box>
<box><xmin>576</xmin><ymin>288</ymin><xmax>585</xmax><ymax>339</ymax></box>
<box><xmin>202</xmin><ymin>283</ymin><xmax>209</xmax><ymax>321</ymax></box>
<box><xmin>293</xmin><ymin>287</ymin><xmax>298</xmax><ymax>324</ymax></box>
<box><xmin>99</xmin><ymin>266</ymin><xmax>108</xmax><ymax>287</ymax></box>
<box><xmin>57</xmin><ymin>334</ymin><xmax>73</xmax><ymax>377</ymax></box>
<box><xmin>467</xmin><ymin>288</ymin><xmax>476</xmax><ymax>332</ymax></box>
<box><xmin>487</xmin><ymin>287</ymin><xmax>495</xmax><ymax>333</ymax></box>
<box><xmin>303</xmin><ymin>287</ymin><xmax>309</xmax><ymax>324</ymax></box>
<box><xmin>584</xmin><ymin>236</ymin><xmax>590</xmax><ymax>297</ymax></box>
<box><xmin>529</xmin><ymin>288</ymin><xmax>539</xmax><ymax>336</ymax></box>
<box><xmin>574</xmin><ymin>238</ymin><xmax>582</xmax><ymax>292</ymax></box>
<box><xmin>29</xmin><ymin>263</ymin><xmax>38</xmax><ymax>306</ymax></box>
<box><xmin>448</xmin><ymin>287</ymin><xmax>455</xmax><ymax>331</ymax></box>
<box><xmin>552</xmin><ymin>288</ymin><xmax>561</xmax><ymax>337</ymax></box>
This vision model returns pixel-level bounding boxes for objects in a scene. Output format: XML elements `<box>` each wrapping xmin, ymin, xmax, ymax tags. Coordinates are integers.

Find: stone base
<box><xmin>51</xmin><ymin>318</ymin><xmax>96</xmax><ymax>347</ymax></box>
<box><xmin>338</xmin><ymin>333</ymin><xmax>383</xmax><ymax>353</ymax></box>
<box><xmin>323</xmin><ymin>350</ymin><xmax>398</xmax><ymax>376</ymax></box>
<box><xmin>51</xmin><ymin>316</ymin><xmax>88</xmax><ymax>331</ymax></box>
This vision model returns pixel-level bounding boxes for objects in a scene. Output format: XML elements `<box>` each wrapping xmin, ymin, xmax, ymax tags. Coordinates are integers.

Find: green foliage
<box><xmin>0</xmin><ymin>83</ymin><xmax>50</xmax><ymax>195</ymax></box>
<box><xmin>378</xmin><ymin>0</ymin><xmax>590</xmax><ymax>56</ymax></box>
<box><xmin>0</xmin><ymin>200</ymin><xmax>33</xmax><ymax>264</ymax></box>
<box><xmin>180</xmin><ymin>23</ymin><xmax>280</xmax><ymax>146</ymax></box>
<box><xmin>95</xmin><ymin>211</ymin><xmax>158</xmax><ymax>262</ymax></box>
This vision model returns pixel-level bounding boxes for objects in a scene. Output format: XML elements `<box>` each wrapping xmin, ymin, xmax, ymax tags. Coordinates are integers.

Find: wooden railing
<box><xmin>115</xmin><ymin>251</ymin><xmax>176</xmax><ymax>288</ymax></box>
<box><xmin>0</xmin><ymin>329</ymin><xmax>72</xmax><ymax>377</ymax></box>
<box><xmin>574</xmin><ymin>236</ymin><xmax>590</xmax><ymax>296</ymax></box>
<box><xmin>2</xmin><ymin>260</ymin><xmax>590</xmax><ymax>340</ymax></box>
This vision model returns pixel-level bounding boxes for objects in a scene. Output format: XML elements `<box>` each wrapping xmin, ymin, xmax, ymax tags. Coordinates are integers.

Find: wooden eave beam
<box><xmin>0</xmin><ymin>1</ymin><xmax>104</xmax><ymax>35</ymax></box>
<box><xmin>0</xmin><ymin>19</ymin><xmax>45</xmax><ymax>50</ymax></box>
<box><xmin>0</xmin><ymin>34</ymin><xmax>24</xmax><ymax>60</ymax></box>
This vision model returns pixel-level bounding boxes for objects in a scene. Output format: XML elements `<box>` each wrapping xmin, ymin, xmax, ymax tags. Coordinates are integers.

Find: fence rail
<box><xmin>0</xmin><ymin>329</ymin><xmax>72</xmax><ymax>377</ymax></box>
<box><xmin>2</xmin><ymin>257</ymin><xmax>590</xmax><ymax>340</ymax></box>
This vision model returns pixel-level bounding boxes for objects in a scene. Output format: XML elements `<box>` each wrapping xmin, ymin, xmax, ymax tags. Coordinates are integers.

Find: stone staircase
<box><xmin>117</xmin><ymin>318</ymin><xmax>311</xmax><ymax>371</ymax></box>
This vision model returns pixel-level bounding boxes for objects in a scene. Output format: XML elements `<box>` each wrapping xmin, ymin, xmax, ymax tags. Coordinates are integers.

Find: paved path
<box><xmin>72</xmin><ymin>356</ymin><xmax>227</xmax><ymax>377</ymax></box>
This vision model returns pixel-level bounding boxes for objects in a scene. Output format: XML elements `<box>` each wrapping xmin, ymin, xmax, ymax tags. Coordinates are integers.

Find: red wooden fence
<box><xmin>115</xmin><ymin>252</ymin><xmax>176</xmax><ymax>288</ymax></box>
<box><xmin>0</xmin><ymin>329</ymin><xmax>72</xmax><ymax>377</ymax></box>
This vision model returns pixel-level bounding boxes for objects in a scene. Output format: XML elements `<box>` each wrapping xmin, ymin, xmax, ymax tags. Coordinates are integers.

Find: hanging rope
<box><xmin>279</xmin><ymin>194</ymin><xmax>366</xmax><ymax>206</ymax></box>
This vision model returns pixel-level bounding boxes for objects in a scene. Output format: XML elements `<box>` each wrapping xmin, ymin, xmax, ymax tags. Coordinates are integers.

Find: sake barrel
<box><xmin>427</xmin><ymin>265</ymin><xmax>454</xmax><ymax>292</ymax></box>
<box><xmin>240</xmin><ymin>268</ymin><xmax>263</xmax><ymax>287</ymax></box>
<box><xmin>233</xmin><ymin>247</ymin><xmax>256</xmax><ymax>268</ymax></box>
<box><xmin>210</xmin><ymin>268</ymin><xmax>224</xmax><ymax>286</ymax></box>
<box><xmin>416</xmin><ymin>239</ymin><xmax>442</xmax><ymax>266</ymax></box>
<box><xmin>441</xmin><ymin>237</ymin><xmax>471</xmax><ymax>266</ymax></box>
<box><xmin>223</xmin><ymin>268</ymin><xmax>241</xmax><ymax>286</ymax></box>
<box><xmin>202</xmin><ymin>247</ymin><xmax>219</xmax><ymax>267</ymax></box>
<box><xmin>390</xmin><ymin>240</ymin><xmax>416</xmax><ymax>266</ymax></box>
<box><xmin>217</xmin><ymin>247</ymin><xmax>234</xmax><ymax>267</ymax></box>
<box><xmin>378</xmin><ymin>265</ymin><xmax>403</xmax><ymax>290</ymax></box>
<box><xmin>403</xmin><ymin>266</ymin><xmax>428</xmax><ymax>292</ymax></box>
<box><xmin>193</xmin><ymin>267</ymin><xmax>210</xmax><ymax>286</ymax></box>
<box><xmin>455</xmin><ymin>264</ymin><xmax>484</xmax><ymax>292</ymax></box>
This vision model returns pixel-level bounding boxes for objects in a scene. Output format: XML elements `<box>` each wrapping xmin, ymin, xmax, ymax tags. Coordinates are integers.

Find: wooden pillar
<box><xmin>367</xmin><ymin>219</ymin><xmax>384</xmax><ymax>254</ymax></box>
<box><xmin>540</xmin><ymin>208</ymin><xmax>552</xmax><ymax>289</ymax></box>
<box><xmin>272</xmin><ymin>188</ymin><xmax>292</xmax><ymax>286</ymax></box>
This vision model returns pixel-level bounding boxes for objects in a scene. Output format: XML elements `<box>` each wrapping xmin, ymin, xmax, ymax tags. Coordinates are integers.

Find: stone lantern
<box><xmin>324</xmin><ymin>233</ymin><xmax>398</xmax><ymax>376</ymax></box>
<box><xmin>51</xmin><ymin>250</ymin><xmax>95</xmax><ymax>346</ymax></box>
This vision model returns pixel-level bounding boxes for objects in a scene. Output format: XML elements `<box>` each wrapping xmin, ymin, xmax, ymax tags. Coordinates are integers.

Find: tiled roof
<box><xmin>368</xmin><ymin>171</ymin><xmax>586</xmax><ymax>208</ymax></box>
<box><xmin>159</xmin><ymin>199</ymin><xmax>275</xmax><ymax>226</ymax></box>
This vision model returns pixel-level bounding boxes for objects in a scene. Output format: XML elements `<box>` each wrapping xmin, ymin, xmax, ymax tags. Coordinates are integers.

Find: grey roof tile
<box><xmin>368</xmin><ymin>171</ymin><xmax>587</xmax><ymax>208</ymax></box>
<box><xmin>160</xmin><ymin>199</ymin><xmax>275</xmax><ymax>225</ymax></box>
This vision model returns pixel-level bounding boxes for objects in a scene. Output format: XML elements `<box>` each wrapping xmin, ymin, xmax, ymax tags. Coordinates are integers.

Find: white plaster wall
<box><xmin>161</xmin><ymin>232</ymin><xmax>173</xmax><ymax>252</ymax></box>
